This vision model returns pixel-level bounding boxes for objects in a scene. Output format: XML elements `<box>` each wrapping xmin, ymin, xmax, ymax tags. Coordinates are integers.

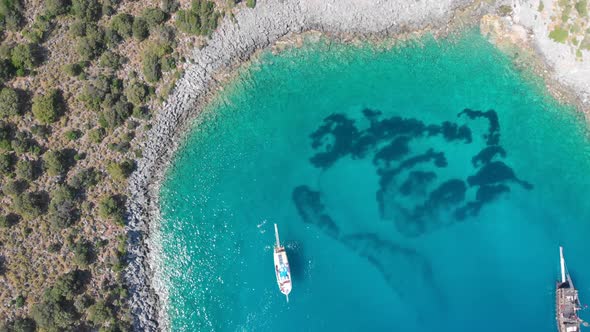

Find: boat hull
<box><xmin>274</xmin><ymin>246</ymin><xmax>292</xmax><ymax>296</ymax></box>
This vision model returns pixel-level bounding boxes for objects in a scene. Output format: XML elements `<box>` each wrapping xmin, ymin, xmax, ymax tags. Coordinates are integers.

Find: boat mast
<box><xmin>560</xmin><ymin>246</ymin><xmax>566</xmax><ymax>284</ymax></box>
<box><xmin>274</xmin><ymin>223</ymin><xmax>281</xmax><ymax>247</ymax></box>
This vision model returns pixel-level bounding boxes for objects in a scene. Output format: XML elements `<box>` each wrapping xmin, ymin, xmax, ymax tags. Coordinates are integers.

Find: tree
<box><xmin>142</xmin><ymin>51</ymin><xmax>160</xmax><ymax>83</ymax></box>
<box><xmin>161</xmin><ymin>0</ymin><xmax>179</xmax><ymax>13</ymax></box>
<box><xmin>11</xmin><ymin>43</ymin><xmax>41</xmax><ymax>73</ymax></box>
<box><xmin>73</xmin><ymin>240</ymin><xmax>92</xmax><ymax>266</ymax></box>
<box><xmin>76</xmin><ymin>24</ymin><xmax>104</xmax><ymax>61</ymax></box>
<box><xmin>63</xmin><ymin>63</ymin><xmax>82</xmax><ymax>76</ymax></box>
<box><xmin>10</xmin><ymin>317</ymin><xmax>35</xmax><ymax>332</ymax></box>
<box><xmin>142</xmin><ymin>8</ymin><xmax>167</xmax><ymax>27</ymax></box>
<box><xmin>87</xmin><ymin>127</ymin><xmax>105</xmax><ymax>143</ymax></box>
<box><xmin>71</xmin><ymin>0</ymin><xmax>100</xmax><ymax>21</ymax></box>
<box><xmin>98</xmin><ymin>195</ymin><xmax>125</xmax><ymax>225</ymax></box>
<box><xmin>0</xmin><ymin>87</ymin><xmax>21</xmax><ymax>117</ymax></box>
<box><xmin>0</xmin><ymin>59</ymin><xmax>15</xmax><ymax>85</ymax></box>
<box><xmin>14</xmin><ymin>192</ymin><xmax>46</xmax><ymax>218</ymax></box>
<box><xmin>98</xmin><ymin>51</ymin><xmax>121</xmax><ymax>70</ymax></box>
<box><xmin>43</xmin><ymin>150</ymin><xmax>67</xmax><ymax>177</ymax></box>
<box><xmin>98</xmin><ymin>99</ymin><xmax>131</xmax><ymax>129</ymax></box>
<box><xmin>3</xmin><ymin>179</ymin><xmax>27</xmax><ymax>196</ymax></box>
<box><xmin>175</xmin><ymin>0</ymin><xmax>220</xmax><ymax>35</ymax></box>
<box><xmin>0</xmin><ymin>153</ymin><xmax>14</xmax><ymax>174</ymax></box>
<box><xmin>15</xmin><ymin>158</ymin><xmax>35</xmax><ymax>180</ymax></box>
<box><xmin>48</xmin><ymin>185</ymin><xmax>78</xmax><ymax>229</ymax></box>
<box><xmin>132</xmin><ymin>17</ymin><xmax>149</xmax><ymax>41</ymax></box>
<box><xmin>106</xmin><ymin>160</ymin><xmax>134</xmax><ymax>181</ymax></box>
<box><xmin>0</xmin><ymin>0</ymin><xmax>23</xmax><ymax>31</ymax></box>
<box><xmin>32</xmin><ymin>89</ymin><xmax>64</xmax><ymax>124</ymax></box>
<box><xmin>44</xmin><ymin>0</ymin><xmax>70</xmax><ymax>17</ymax></box>
<box><xmin>86</xmin><ymin>300</ymin><xmax>113</xmax><ymax>326</ymax></box>
<box><xmin>68</xmin><ymin>167</ymin><xmax>100</xmax><ymax>192</ymax></box>
<box><xmin>110</xmin><ymin>13</ymin><xmax>133</xmax><ymax>39</ymax></box>
<box><xmin>125</xmin><ymin>81</ymin><xmax>148</xmax><ymax>105</ymax></box>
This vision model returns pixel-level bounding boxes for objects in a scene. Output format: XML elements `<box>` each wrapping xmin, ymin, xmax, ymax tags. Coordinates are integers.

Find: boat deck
<box><xmin>557</xmin><ymin>285</ymin><xmax>581</xmax><ymax>332</ymax></box>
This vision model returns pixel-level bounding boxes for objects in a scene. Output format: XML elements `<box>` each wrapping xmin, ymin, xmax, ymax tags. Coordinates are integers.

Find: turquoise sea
<box><xmin>159</xmin><ymin>30</ymin><xmax>590</xmax><ymax>331</ymax></box>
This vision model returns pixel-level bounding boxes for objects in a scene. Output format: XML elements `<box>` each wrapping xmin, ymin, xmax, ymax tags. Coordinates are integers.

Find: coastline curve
<box><xmin>123</xmin><ymin>0</ymin><xmax>508</xmax><ymax>330</ymax></box>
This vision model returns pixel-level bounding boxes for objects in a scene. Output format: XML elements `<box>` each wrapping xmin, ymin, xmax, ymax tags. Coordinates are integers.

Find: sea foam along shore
<box><xmin>123</xmin><ymin>0</ymin><xmax>537</xmax><ymax>330</ymax></box>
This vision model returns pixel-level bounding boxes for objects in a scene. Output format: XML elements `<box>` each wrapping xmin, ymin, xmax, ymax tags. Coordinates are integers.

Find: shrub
<box><xmin>98</xmin><ymin>50</ymin><xmax>121</xmax><ymax>70</ymax></box>
<box><xmin>73</xmin><ymin>240</ymin><xmax>92</xmax><ymax>266</ymax></box>
<box><xmin>161</xmin><ymin>56</ymin><xmax>176</xmax><ymax>72</ymax></box>
<box><xmin>86</xmin><ymin>300</ymin><xmax>113</xmax><ymax>326</ymax></box>
<box><xmin>161</xmin><ymin>0</ymin><xmax>179</xmax><ymax>13</ymax></box>
<box><xmin>71</xmin><ymin>0</ymin><xmax>100</xmax><ymax>21</ymax></box>
<box><xmin>69</xmin><ymin>20</ymin><xmax>86</xmax><ymax>37</ymax></box>
<box><xmin>111</xmin><ymin>13</ymin><xmax>133</xmax><ymax>39</ymax></box>
<box><xmin>142</xmin><ymin>51</ymin><xmax>160</xmax><ymax>83</ymax></box>
<box><xmin>14</xmin><ymin>192</ymin><xmax>46</xmax><ymax>218</ymax></box>
<box><xmin>64</xmin><ymin>130</ymin><xmax>81</xmax><ymax>141</ymax></box>
<box><xmin>87</xmin><ymin>127</ymin><xmax>105</xmax><ymax>143</ymax></box>
<box><xmin>15</xmin><ymin>158</ymin><xmax>35</xmax><ymax>180</ymax></box>
<box><xmin>549</xmin><ymin>27</ymin><xmax>569</xmax><ymax>43</ymax></box>
<box><xmin>0</xmin><ymin>152</ymin><xmax>14</xmax><ymax>174</ymax></box>
<box><xmin>3</xmin><ymin>179</ymin><xmax>27</xmax><ymax>196</ymax></box>
<box><xmin>98</xmin><ymin>99</ymin><xmax>131</xmax><ymax>129</ymax></box>
<box><xmin>125</xmin><ymin>81</ymin><xmax>148</xmax><ymax>105</ymax></box>
<box><xmin>63</xmin><ymin>63</ymin><xmax>82</xmax><ymax>76</ymax></box>
<box><xmin>76</xmin><ymin>24</ymin><xmax>104</xmax><ymax>61</ymax></box>
<box><xmin>104</xmin><ymin>27</ymin><xmax>122</xmax><ymax>48</ymax></box>
<box><xmin>32</xmin><ymin>89</ymin><xmax>64</xmax><ymax>124</ymax></box>
<box><xmin>0</xmin><ymin>0</ymin><xmax>23</xmax><ymax>31</ymax></box>
<box><xmin>30</xmin><ymin>125</ymin><xmax>50</xmax><ymax>139</ymax></box>
<box><xmin>107</xmin><ymin>159</ymin><xmax>134</xmax><ymax>181</ymax></box>
<box><xmin>0</xmin><ymin>122</ymin><xmax>13</xmax><ymax>150</ymax></box>
<box><xmin>246</xmin><ymin>0</ymin><xmax>256</xmax><ymax>8</ymax></box>
<box><xmin>11</xmin><ymin>43</ymin><xmax>41</xmax><ymax>73</ymax></box>
<box><xmin>0</xmin><ymin>87</ymin><xmax>21</xmax><ymax>117</ymax></box>
<box><xmin>9</xmin><ymin>317</ymin><xmax>35</xmax><ymax>332</ymax></box>
<box><xmin>48</xmin><ymin>185</ymin><xmax>78</xmax><ymax>229</ymax></box>
<box><xmin>68</xmin><ymin>167</ymin><xmax>100</xmax><ymax>192</ymax></box>
<box><xmin>143</xmin><ymin>7</ymin><xmax>167</xmax><ymax>26</ymax></box>
<box><xmin>175</xmin><ymin>0</ymin><xmax>220</xmax><ymax>35</ymax></box>
<box><xmin>576</xmin><ymin>0</ymin><xmax>588</xmax><ymax>17</ymax></box>
<box><xmin>43</xmin><ymin>150</ymin><xmax>67</xmax><ymax>177</ymax></box>
<box><xmin>44</xmin><ymin>0</ymin><xmax>70</xmax><ymax>17</ymax></box>
<box><xmin>31</xmin><ymin>300</ymin><xmax>75</xmax><ymax>331</ymax></box>
<box><xmin>11</xmin><ymin>131</ymin><xmax>40</xmax><ymax>155</ymax></box>
<box><xmin>98</xmin><ymin>195</ymin><xmax>125</xmax><ymax>224</ymax></box>
<box><xmin>0</xmin><ymin>59</ymin><xmax>15</xmax><ymax>85</ymax></box>
<box><xmin>132</xmin><ymin>17</ymin><xmax>149</xmax><ymax>41</ymax></box>
<box><xmin>498</xmin><ymin>5</ymin><xmax>513</xmax><ymax>16</ymax></box>
<box><xmin>22</xmin><ymin>15</ymin><xmax>53</xmax><ymax>43</ymax></box>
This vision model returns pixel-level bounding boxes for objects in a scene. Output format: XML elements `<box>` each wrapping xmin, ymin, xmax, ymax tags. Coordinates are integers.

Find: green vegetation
<box><xmin>45</xmin><ymin>0</ymin><xmax>70</xmax><ymax>17</ymax></box>
<box><xmin>246</xmin><ymin>0</ymin><xmax>256</xmax><ymax>8</ymax></box>
<box><xmin>111</xmin><ymin>13</ymin><xmax>134</xmax><ymax>39</ymax></box>
<box><xmin>11</xmin><ymin>43</ymin><xmax>41</xmax><ymax>74</ymax></box>
<box><xmin>98</xmin><ymin>195</ymin><xmax>125</xmax><ymax>225</ymax></box>
<box><xmin>0</xmin><ymin>0</ymin><xmax>225</xmax><ymax>325</ymax></box>
<box><xmin>143</xmin><ymin>7</ymin><xmax>168</xmax><ymax>27</ymax></box>
<box><xmin>175</xmin><ymin>0</ymin><xmax>221</xmax><ymax>35</ymax></box>
<box><xmin>133</xmin><ymin>17</ymin><xmax>149</xmax><ymax>41</ymax></box>
<box><xmin>32</xmin><ymin>89</ymin><xmax>64</xmax><ymax>124</ymax></box>
<box><xmin>48</xmin><ymin>185</ymin><xmax>78</xmax><ymax>229</ymax></box>
<box><xmin>107</xmin><ymin>159</ymin><xmax>135</xmax><ymax>181</ymax></box>
<box><xmin>549</xmin><ymin>27</ymin><xmax>569</xmax><ymax>43</ymax></box>
<box><xmin>43</xmin><ymin>150</ymin><xmax>68</xmax><ymax>177</ymax></box>
<box><xmin>71</xmin><ymin>0</ymin><xmax>101</xmax><ymax>21</ymax></box>
<box><xmin>576</xmin><ymin>0</ymin><xmax>588</xmax><ymax>17</ymax></box>
<box><xmin>0</xmin><ymin>0</ymin><xmax>23</xmax><ymax>31</ymax></box>
<box><xmin>0</xmin><ymin>87</ymin><xmax>21</xmax><ymax>117</ymax></box>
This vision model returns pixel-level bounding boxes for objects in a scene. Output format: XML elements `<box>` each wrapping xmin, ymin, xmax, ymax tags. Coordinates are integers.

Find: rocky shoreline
<box><xmin>124</xmin><ymin>0</ymin><xmax>588</xmax><ymax>330</ymax></box>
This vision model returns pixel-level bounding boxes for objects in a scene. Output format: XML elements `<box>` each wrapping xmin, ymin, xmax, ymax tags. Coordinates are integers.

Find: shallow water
<box><xmin>159</xmin><ymin>30</ymin><xmax>590</xmax><ymax>331</ymax></box>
